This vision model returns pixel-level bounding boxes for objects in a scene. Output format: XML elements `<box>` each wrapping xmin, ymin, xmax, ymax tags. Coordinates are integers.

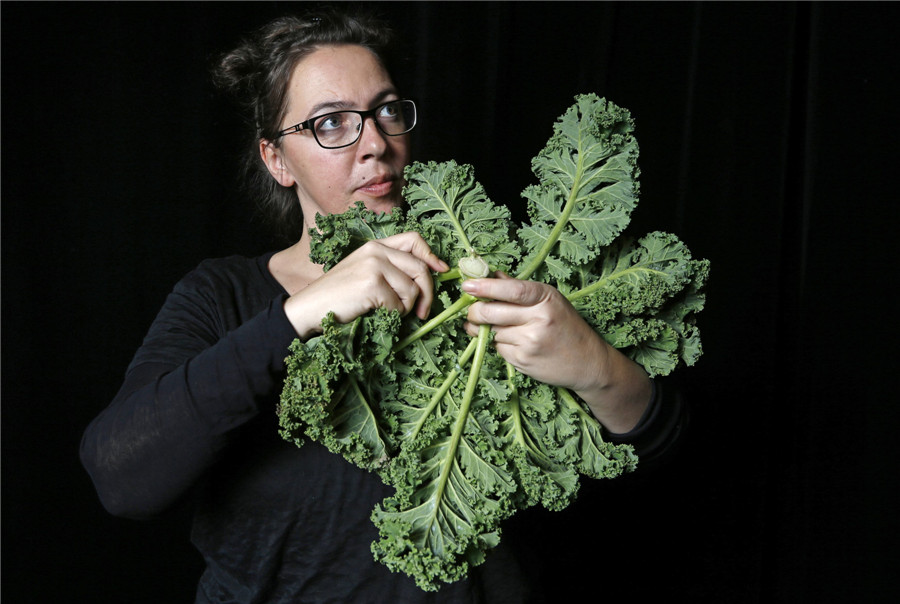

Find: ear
<box><xmin>259</xmin><ymin>140</ymin><xmax>296</xmax><ymax>188</ymax></box>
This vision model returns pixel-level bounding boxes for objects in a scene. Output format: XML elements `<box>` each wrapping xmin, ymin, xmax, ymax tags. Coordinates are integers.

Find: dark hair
<box><xmin>213</xmin><ymin>8</ymin><xmax>398</xmax><ymax>242</ymax></box>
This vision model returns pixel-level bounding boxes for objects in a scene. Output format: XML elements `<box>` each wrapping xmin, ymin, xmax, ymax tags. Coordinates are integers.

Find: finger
<box><xmin>336</xmin><ymin>244</ymin><xmax>426</xmax><ymax>318</ymax></box>
<box><xmin>377</xmin><ymin>246</ymin><xmax>435</xmax><ymax>319</ymax></box>
<box><xmin>463</xmin><ymin>320</ymin><xmax>475</xmax><ymax>336</ymax></box>
<box><xmin>462</xmin><ymin>320</ymin><xmax>483</xmax><ymax>338</ymax></box>
<box><xmin>491</xmin><ymin>337</ymin><xmax>520</xmax><ymax>364</ymax></box>
<box><xmin>379</xmin><ymin>232</ymin><xmax>449</xmax><ymax>273</ymax></box>
<box><xmin>375</xmin><ymin>259</ymin><xmax>430</xmax><ymax>318</ymax></box>
<box><xmin>461</xmin><ymin>276</ymin><xmax>547</xmax><ymax>306</ymax></box>
<box><xmin>346</xmin><ymin>240</ymin><xmax>436</xmax><ymax>319</ymax></box>
<box><xmin>466</xmin><ymin>299</ymin><xmax>532</xmax><ymax>328</ymax></box>
<box><xmin>463</xmin><ymin>322</ymin><xmax>518</xmax><ymax>358</ymax></box>
<box><xmin>479</xmin><ymin>325</ymin><xmax>529</xmax><ymax>371</ymax></box>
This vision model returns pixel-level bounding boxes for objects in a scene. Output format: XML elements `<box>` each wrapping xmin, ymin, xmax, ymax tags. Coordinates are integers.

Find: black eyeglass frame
<box><xmin>275</xmin><ymin>99</ymin><xmax>417</xmax><ymax>149</ymax></box>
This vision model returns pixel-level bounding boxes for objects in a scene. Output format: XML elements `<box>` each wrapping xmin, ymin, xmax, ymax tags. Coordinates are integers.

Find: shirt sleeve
<box><xmin>80</xmin><ymin>267</ymin><xmax>297</xmax><ymax>519</ymax></box>
<box><xmin>603</xmin><ymin>378</ymin><xmax>689</xmax><ymax>467</ymax></box>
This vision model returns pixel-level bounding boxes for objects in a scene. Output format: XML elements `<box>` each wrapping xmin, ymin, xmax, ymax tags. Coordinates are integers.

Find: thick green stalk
<box><xmin>425</xmin><ymin>324</ymin><xmax>491</xmax><ymax>529</ymax></box>
<box><xmin>407</xmin><ymin>338</ymin><xmax>479</xmax><ymax>441</ymax></box>
<box><xmin>393</xmin><ymin>292</ymin><xmax>477</xmax><ymax>352</ymax></box>
<box><xmin>421</xmin><ymin>179</ymin><xmax>475</xmax><ymax>253</ymax></box>
<box><xmin>565</xmin><ymin>264</ymin><xmax>668</xmax><ymax>303</ymax></box>
<box><xmin>515</xmin><ymin>153</ymin><xmax>586</xmax><ymax>281</ymax></box>
<box><xmin>557</xmin><ymin>386</ymin><xmax>596</xmax><ymax>424</ymax></box>
<box><xmin>436</xmin><ymin>268</ymin><xmax>462</xmax><ymax>282</ymax></box>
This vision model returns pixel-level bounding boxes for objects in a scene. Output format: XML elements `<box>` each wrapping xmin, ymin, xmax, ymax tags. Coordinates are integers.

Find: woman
<box><xmin>81</xmin><ymin>9</ymin><xmax>681</xmax><ymax>603</ymax></box>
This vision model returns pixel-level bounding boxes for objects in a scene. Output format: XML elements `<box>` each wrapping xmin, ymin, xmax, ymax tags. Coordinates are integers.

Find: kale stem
<box><xmin>505</xmin><ymin>362</ymin><xmax>526</xmax><ymax>448</ymax></box>
<box><xmin>506</xmin><ymin>362</ymin><xmax>554</xmax><ymax>465</ymax></box>
<box><xmin>565</xmin><ymin>264</ymin><xmax>665</xmax><ymax>303</ymax></box>
<box><xmin>515</xmin><ymin>154</ymin><xmax>585</xmax><ymax>281</ymax></box>
<box><xmin>408</xmin><ymin>338</ymin><xmax>479</xmax><ymax>441</ymax></box>
<box><xmin>431</xmin><ymin>324</ymin><xmax>491</xmax><ymax>509</ymax></box>
<box><xmin>393</xmin><ymin>292</ymin><xmax>477</xmax><ymax>352</ymax></box>
<box><xmin>556</xmin><ymin>386</ymin><xmax>596</xmax><ymax>424</ymax></box>
<box><xmin>345</xmin><ymin>316</ymin><xmax>362</xmax><ymax>356</ymax></box>
<box><xmin>436</xmin><ymin>268</ymin><xmax>461</xmax><ymax>282</ymax></box>
<box><xmin>422</xmin><ymin>179</ymin><xmax>475</xmax><ymax>252</ymax></box>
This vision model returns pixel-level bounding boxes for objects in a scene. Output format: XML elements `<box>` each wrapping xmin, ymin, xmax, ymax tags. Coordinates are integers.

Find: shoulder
<box><xmin>132</xmin><ymin>252</ymin><xmax>285</xmax><ymax>364</ymax></box>
<box><xmin>184</xmin><ymin>252</ymin><xmax>277</xmax><ymax>286</ymax></box>
<box><xmin>174</xmin><ymin>252</ymin><xmax>282</xmax><ymax>299</ymax></box>
<box><xmin>159</xmin><ymin>251</ymin><xmax>285</xmax><ymax>332</ymax></box>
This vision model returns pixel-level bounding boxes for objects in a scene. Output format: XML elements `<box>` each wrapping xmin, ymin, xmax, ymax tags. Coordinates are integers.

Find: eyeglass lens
<box><xmin>313</xmin><ymin>100</ymin><xmax>415</xmax><ymax>148</ymax></box>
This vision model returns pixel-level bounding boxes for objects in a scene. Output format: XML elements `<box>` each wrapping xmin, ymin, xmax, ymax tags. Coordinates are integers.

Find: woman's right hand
<box><xmin>283</xmin><ymin>232</ymin><xmax>449</xmax><ymax>339</ymax></box>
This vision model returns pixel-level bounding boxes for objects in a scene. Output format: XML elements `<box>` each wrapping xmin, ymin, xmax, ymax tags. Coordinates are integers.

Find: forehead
<box><xmin>286</xmin><ymin>45</ymin><xmax>394</xmax><ymax>117</ymax></box>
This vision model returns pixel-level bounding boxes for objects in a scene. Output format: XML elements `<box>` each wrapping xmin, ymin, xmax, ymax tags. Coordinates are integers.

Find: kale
<box><xmin>278</xmin><ymin>94</ymin><xmax>709</xmax><ymax>590</ymax></box>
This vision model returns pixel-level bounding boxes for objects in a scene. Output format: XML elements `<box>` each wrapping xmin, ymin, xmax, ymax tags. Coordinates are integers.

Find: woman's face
<box><xmin>261</xmin><ymin>45</ymin><xmax>411</xmax><ymax>229</ymax></box>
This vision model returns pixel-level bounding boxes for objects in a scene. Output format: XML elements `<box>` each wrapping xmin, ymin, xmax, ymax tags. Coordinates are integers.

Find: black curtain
<box><xmin>3</xmin><ymin>2</ymin><xmax>897</xmax><ymax>602</ymax></box>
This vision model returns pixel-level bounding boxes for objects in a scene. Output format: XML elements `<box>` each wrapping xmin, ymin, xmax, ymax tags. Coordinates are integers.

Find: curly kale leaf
<box><xmin>560</xmin><ymin>230</ymin><xmax>708</xmax><ymax>377</ymax></box>
<box><xmin>517</xmin><ymin>94</ymin><xmax>640</xmax><ymax>282</ymax></box>
<box><xmin>278</xmin><ymin>94</ymin><xmax>709</xmax><ymax>591</ymax></box>
<box><xmin>404</xmin><ymin>160</ymin><xmax>521</xmax><ymax>275</ymax></box>
<box><xmin>308</xmin><ymin>201</ymin><xmax>408</xmax><ymax>270</ymax></box>
<box><xmin>495</xmin><ymin>365</ymin><xmax>581</xmax><ymax>512</ymax></box>
<box><xmin>277</xmin><ymin>307</ymin><xmax>402</xmax><ymax>472</ymax></box>
<box><xmin>370</xmin><ymin>327</ymin><xmax>518</xmax><ymax>591</ymax></box>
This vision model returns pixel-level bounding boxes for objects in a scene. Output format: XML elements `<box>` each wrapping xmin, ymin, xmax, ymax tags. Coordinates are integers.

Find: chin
<box><xmin>363</xmin><ymin>197</ymin><xmax>404</xmax><ymax>215</ymax></box>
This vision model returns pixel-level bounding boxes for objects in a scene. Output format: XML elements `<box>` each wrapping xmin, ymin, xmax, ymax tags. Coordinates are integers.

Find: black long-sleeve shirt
<box><xmin>81</xmin><ymin>252</ymin><xmax>685</xmax><ymax>603</ymax></box>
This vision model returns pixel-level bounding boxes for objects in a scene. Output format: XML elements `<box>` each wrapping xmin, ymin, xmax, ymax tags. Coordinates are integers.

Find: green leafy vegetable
<box><xmin>278</xmin><ymin>94</ymin><xmax>709</xmax><ymax>591</ymax></box>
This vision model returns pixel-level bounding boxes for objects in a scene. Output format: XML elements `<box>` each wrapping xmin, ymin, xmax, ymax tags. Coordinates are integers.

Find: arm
<box><xmin>82</xmin><ymin>235</ymin><xmax>447</xmax><ymax>519</ymax></box>
<box><xmin>80</xmin><ymin>275</ymin><xmax>297</xmax><ymax>519</ymax></box>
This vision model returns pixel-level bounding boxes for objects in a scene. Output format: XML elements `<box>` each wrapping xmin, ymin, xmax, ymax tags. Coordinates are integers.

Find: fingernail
<box><xmin>461</xmin><ymin>280</ymin><xmax>477</xmax><ymax>293</ymax></box>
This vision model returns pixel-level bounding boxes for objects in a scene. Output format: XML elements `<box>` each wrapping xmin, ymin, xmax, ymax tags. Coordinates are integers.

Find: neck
<box><xmin>269</xmin><ymin>230</ymin><xmax>324</xmax><ymax>295</ymax></box>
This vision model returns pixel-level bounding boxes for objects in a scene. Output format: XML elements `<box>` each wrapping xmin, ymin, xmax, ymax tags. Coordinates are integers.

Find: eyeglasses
<box><xmin>276</xmin><ymin>99</ymin><xmax>417</xmax><ymax>149</ymax></box>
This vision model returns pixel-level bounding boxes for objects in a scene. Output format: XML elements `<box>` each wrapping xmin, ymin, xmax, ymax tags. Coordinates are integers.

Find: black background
<box><xmin>3</xmin><ymin>2</ymin><xmax>898</xmax><ymax>602</ymax></box>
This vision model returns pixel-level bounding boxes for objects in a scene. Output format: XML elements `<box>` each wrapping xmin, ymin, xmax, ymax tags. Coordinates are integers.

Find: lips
<box><xmin>356</xmin><ymin>174</ymin><xmax>398</xmax><ymax>198</ymax></box>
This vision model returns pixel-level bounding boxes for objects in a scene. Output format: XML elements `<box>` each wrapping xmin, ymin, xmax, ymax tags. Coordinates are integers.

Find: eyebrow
<box><xmin>305</xmin><ymin>88</ymin><xmax>399</xmax><ymax>120</ymax></box>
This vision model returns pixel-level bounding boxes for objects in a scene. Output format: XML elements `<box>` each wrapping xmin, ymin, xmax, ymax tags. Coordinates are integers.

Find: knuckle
<box><xmin>358</xmin><ymin>257</ymin><xmax>384</xmax><ymax>275</ymax></box>
<box><xmin>352</xmin><ymin>241</ymin><xmax>382</xmax><ymax>263</ymax></box>
<box><xmin>534</xmin><ymin>306</ymin><xmax>556</xmax><ymax>327</ymax></box>
<box><xmin>509</xmin><ymin>279</ymin><xmax>530</xmax><ymax>301</ymax></box>
<box><xmin>474</xmin><ymin>301</ymin><xmax>492</xmax><ymax>323</ymax></box>
<box><xmin>521</xmin><ymin>330</ymin><xmax>544</xmax><ymax>353</ymax></box>
<box><xmin>411</xmin><ymin>257</ymin><xmax>430</xmax><ymax>276</ymax></box>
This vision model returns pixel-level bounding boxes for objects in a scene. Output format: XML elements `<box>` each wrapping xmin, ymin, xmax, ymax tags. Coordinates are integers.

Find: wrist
<box><xmin>576</xmin><ymin>343</ymin><xmax>652</xmax><ymax>433</ymax></box>
<box><xmin>283</xmin><ymin>293</ymin><xmax>324</xmax><ymax>341</ymax></box>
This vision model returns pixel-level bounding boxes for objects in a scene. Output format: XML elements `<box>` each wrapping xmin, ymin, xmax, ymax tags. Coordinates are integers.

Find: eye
<box><xmin>378</xmin><ymin>102</ymin><xmax>400</xmax><ymax>120</ymax></box>
<box><xmin>317</xmin><ymin>113</ymin><xmax>347</xmax><ymax>132</ymax></box>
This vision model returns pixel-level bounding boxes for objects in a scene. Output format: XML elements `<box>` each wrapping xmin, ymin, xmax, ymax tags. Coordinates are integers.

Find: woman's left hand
<box><xmin>461</xmin><ymin>273</ymin><xmax>652</xmax><ymax>433</ymax></box>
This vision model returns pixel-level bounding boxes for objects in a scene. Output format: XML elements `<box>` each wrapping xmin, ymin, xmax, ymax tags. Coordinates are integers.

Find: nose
<box><xmin>356</xmin><ymin>115</ymin><xmax>388</xmax><ymax>158</ymax></box>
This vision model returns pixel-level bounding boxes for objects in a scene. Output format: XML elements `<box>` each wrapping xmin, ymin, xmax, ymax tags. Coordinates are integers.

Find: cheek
<box><xmin>311</xmin><ymin>162</ymin><xmax>354</xmax><ymax>212</ymax></box>
<box><xmin>394</xmin><ymin>138</ymin><xmax>412</xmax><ymax>166</ymax></box>
<box><xmin>320</xmin><ymin>162</ymin><xmax>348</xmax><ymax>193</ymax></box>
<box><xmin>301</xmin><ymin>156</ymin><xmax>339</xmax><ymax>190</ymax></box>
